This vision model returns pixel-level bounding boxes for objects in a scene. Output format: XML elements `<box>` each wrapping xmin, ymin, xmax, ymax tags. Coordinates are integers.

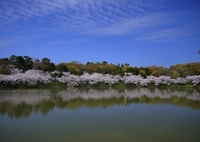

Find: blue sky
<box><xmin>0</xmin><ymin>0</ymin><xmax>200</xmax><ymax>67</ymax></box>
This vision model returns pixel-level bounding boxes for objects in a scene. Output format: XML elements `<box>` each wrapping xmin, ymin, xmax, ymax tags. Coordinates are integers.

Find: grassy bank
<box><xmin>0</xmin><ymin>81</ymin><xmax>199</xmax><ymax>90</ymax></box>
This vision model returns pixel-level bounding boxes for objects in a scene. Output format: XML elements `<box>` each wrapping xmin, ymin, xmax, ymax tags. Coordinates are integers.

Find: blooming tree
<box><xmin>0</xmin><ymin>69</ymin><xmax>200</xmax><ymax>87</ymax></box>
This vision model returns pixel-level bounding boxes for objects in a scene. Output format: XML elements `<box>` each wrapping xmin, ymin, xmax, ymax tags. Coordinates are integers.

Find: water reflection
<box><xmin>0</xmin><ymin>88</ymin><xmax>200</xmax><ymax>118</ymax></box>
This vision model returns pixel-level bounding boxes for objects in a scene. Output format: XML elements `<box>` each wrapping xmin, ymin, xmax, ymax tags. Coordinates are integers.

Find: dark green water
<box><xmin>0</xmin><ymin>88</ymin><xmax>200</xmax><ymax>142</ymax></box>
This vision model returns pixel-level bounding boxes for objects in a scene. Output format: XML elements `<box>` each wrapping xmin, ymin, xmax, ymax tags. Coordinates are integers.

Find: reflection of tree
<box><xmin>0</xmin><ymin>88</ymin><xmax>200</xmax><ymax>119</ymax></box>
<box><xmin>55</xmin><ymin>97</ymin><xmax>68</xmax><ymax>109</ymax></box>
<box><xmin>36</xmin><ymin>100</ymin><xmax>55</xmax><ymax>115</ymax></box>
<box><xmin>0</xmin><ymin>102</ymin><xmax>11</xmax><ymax>115</ymax></box>
<box><xmin>7</xmin><ymin>102</ymin><xmax>32</xmax><ymax>118</ymax></box>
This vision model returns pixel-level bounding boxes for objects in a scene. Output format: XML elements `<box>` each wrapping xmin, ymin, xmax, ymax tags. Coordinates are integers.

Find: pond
<box><xmin>0</xmin><ymin>88</ymin><xmax>200</xmax><ymax>142</ymax></box>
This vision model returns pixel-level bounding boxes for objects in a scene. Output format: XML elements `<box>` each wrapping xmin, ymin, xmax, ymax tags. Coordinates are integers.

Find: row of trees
<box><xmin>0</xmin><ymin>55</ymin><xmax>200</xmax><ymax>78</ymax></box>
<box><xmin>2</xmin><ymin>69</ymin><xmax>200</xmax><ymax>87</ymax></box>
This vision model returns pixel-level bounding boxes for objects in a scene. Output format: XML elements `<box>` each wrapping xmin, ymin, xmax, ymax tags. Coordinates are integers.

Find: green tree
<box><xmin>86</xmin><ymin>62</ymin><xmax>98</xmax><ymax>74</ymax></box>
<box><xmin>42</xmin><ymin>58</ymin><xmax>50</xmax><ymax>64</ymax></box>
<box><xmin>23</xmin><ymin>56</ymin><xmax>33</xmax><ymax>71</ymax></box>
<box><xmin>169</xmin><ymin>70</ymin><xmax>180</xmax><ymax>79</ymax></box>
<box><xmin>122</xmin><ymin>65</ymin><xmax>129</xmax><ymax>72</ymax></box>
<box><xmin>102</xmin><ymin>64</ymin><xmax>116</xmax><ymax>74</ymax></box>
<box><xmin>150</xmin><ymin>66</ymin><xmax>169</xmax><ymax>77</ymax></box>
<box><xmin>66</xmin><ymin>61</ymin><xmax>84</xmax><ymax>75</ymax></box>
<box><xmin>50</xmin><ymin>63</ymin><xmax>56</xmax><ymax>71</ymax></box>
<box><xmin>9</xmin><ymin>55</ymin><xmax>16</xmax><ymax>63</ymax></box>
<box><xmin>41</xmin><ymin>58</ymin><xmax>55</xmax><ymax>72</ymax></box>
<box><xmin>56</xmin><ymin>63</ymin><xmax>68</xmax><ymax>72</ymax></box>
<box><xmin>0</xmin><ymin>58</ymin><xmax>10</xmax><ymax>74</ymax></box>
<box><xmin>175</xmin><ymin>65</ymin><xmax>187</xmax><ymax>77</ymax></box>
<box><xmin>139</xmin><ymin>69</ymin><xmax>146</xmax><ymax>78</ymax></box>
<box><xmin>15</xmin><ymin>56</ymin><xmax>25</xmax><ymax>71</ymax></box>
<box><xmin>194</xmin><ymin>65</ymin><xmax>200</xmax><ymax>75</ymax></box>
<box><xmin>128</xmin><ymin>66</ymin><xmax>139</xmax><ymax>75</ymax></box>
<box><xmin>0</xmin><ymin>58</ymin><xmax>9</xmax><ymax>68</ymax></box>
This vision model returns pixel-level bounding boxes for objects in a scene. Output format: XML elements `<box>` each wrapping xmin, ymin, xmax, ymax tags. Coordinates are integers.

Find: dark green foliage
<box><xmin>0</xmin><ymin>69</ymin><xmax>10</xmax><ymax>75</ymax></box>
<box><xmin>56</xmin><ymin>63</ymin><xmax>68</xmax><ymax>72</ymax></box>
<box><xmin>127</xmin><ymin>67</ymin><xmax>139</xmax><ymax>75</ymax></box>
<box><xmin>9</xmin><ymin>55</ymin><xmax>16</xmax><ymax>63</ymax></box>
<box><xmin>0</xmin><ymin>58</ymin><xmax>10</xmax><ymax>74</ymax></box>
<box><xmin>0</xmin><ymin>58</ymin><xmax>9</xmax><ymax>68</ymax></box>
<box><xmin>15</xmin><ymin>56</ymin><xmax>25</xmax><ymax>70</ymax></box>
<box><xmin>23</xmin><ymin>56</ymin><xmax>33</xmax><ymax>71</ymax></box>
<box><xmin>40</xmin><ymin>58</ymin><xmax>56</xmax><ymax>72</ymax></box>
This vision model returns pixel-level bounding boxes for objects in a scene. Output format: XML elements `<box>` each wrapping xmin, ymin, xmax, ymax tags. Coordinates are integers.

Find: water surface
<box><xmin>0</xmin><ymin>88</ymin><xmax>200</xmax><ymax>142</ymax></box>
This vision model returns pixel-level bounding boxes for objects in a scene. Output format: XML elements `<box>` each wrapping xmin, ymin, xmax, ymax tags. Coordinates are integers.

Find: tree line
<box><xmin>0</xmin><ymin>55</ymin><xmax>200</xmax><ymax>78</ymax></box>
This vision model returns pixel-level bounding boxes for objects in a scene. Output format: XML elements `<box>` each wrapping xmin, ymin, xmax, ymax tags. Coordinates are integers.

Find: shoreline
<box><xmin>0</xmin><ymin>82</ymin><xmax>199</xmax><ymax>90</ymax></box>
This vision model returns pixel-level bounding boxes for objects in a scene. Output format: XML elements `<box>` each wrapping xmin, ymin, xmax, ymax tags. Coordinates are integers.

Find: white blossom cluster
<box><xmin>56</xmin><ymin>72</ymin><xmax>121</xmax><ymax>86</ymax></box>
<box><xmin>0</xmin><ymin>69</ymin><xmax>51</xmax><ymax>85</ymax></box>
<box><xmin>0</xmin><ymin>70</ymin><xmax>200</xmax><ymax>87</ymax></box>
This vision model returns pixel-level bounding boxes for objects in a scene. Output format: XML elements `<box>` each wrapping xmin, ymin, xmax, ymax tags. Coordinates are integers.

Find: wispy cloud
<box><xmin>0</xmin><ymin>0</ymin><xmax>199</xmax><ymax>42</ymax></box>
<box><xmin>135</xmin><ymin>18</ymin><xmax>200</xmax><ymax>41</ymax></box>
<box><xmin>46</xmin><ymin>38</ymin><xmax>89</xmax><ymax>45</ymax></box>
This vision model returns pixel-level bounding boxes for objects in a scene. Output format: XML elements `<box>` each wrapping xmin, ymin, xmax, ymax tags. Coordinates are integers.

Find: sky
<box><xmin>0</xmin><ymin>0</ymin><xmax>200</xmax><ymax>67</ymax></box>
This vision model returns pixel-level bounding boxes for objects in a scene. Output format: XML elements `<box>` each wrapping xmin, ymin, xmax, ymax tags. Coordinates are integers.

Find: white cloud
<box><xmin>0</xmin><ymin>0</ymin><xmax>159</xmax><ymax>32</ymax></box>
<box><xmin>45</xmin><ymin>38</ymin><xmax>89</xmax><ymax>45</ymax></box>
<box><xmin>0</xmin><ymin>0</ymin><xmax>199</xmax><ymax>41</ymax></box>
